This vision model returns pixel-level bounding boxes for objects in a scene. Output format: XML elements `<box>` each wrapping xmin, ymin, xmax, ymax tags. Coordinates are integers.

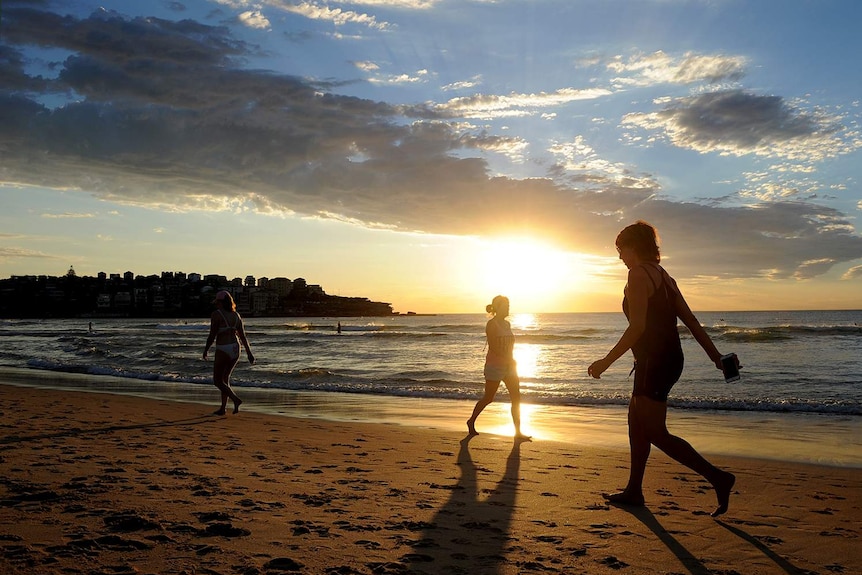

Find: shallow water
<box><xmin>3</xmin><ymin>310</ymin><xmax>861</xmax><ymax>415</ymax></box>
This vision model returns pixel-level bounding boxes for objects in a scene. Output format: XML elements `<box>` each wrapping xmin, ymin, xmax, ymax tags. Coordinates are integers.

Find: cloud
<box><xmin>238</xmin><ymin>10</ymin><xmax>270</xmax><ymax>29</ymax></box>
<box><xmin>738</xmin><ymin>172</ymin><xmax>823</xmax><ymax>203</ymax></box>
<box><xmin>633</xmin><ymin>200</ymin><xmax>862</xmax><ymax>280</ymax></box>
<box><xmin>432</xmin><ymin>87</ymin><xmax>613</xmax><ymax>119</ymax></box>
<box><xmin>622</xmin><ymin>90</ymin><xmax>858</xmax><ymax>162</ymax></box>
<box><xmin>442</xmin><ymin>76</ymin><xmax>483</xmax><ymax>91</ymax></box>
<box><xmin>282</xmin><ymin>1</ymin><xmax>390</xmax><ymax>30</ymax></box>
<box><xmin>1</xmin><ymin>5</ymin><xmax>861</xmax><ymax>282</ymax></box>
<box><xmin>0</xmin><ymin>247</ymin><xmax>57</xmax><ymax>260</ymax></box>
<box><xmin>368</xmin><ymin>68</ymin><xmax>429</xmax><ymax>85</ymax></box>
<box><xmin>345</xmin><ymin>0</ymin><xmax>437</xmax><ymax>7</ymax></box>
<box><xmin>793</xmin><ymin>258</ymin><xmax>836</xmax><ymax>279</ymax></box>
<box><xmin>549</xmin><ymin>136</ymin><xmax>632</xmax><ymax>179</ymax></box>
<box><xmin>608</xmin><ymin>51</ymin><xmax>747</xmax><ymax>87</ymax></box>
<box><xmin>352</xmin><ymin>60</ymin><xmax>380</xmax><ymax>72</ymax></box>
<box><xmin>41</xmin><ymin>212</ymin><xmax>96</xmax><ymax>219</ymax></box>
<box><xmin>842</xmin><ymin>265</ymin><xmax>862</xmax><ymax>280</ymax></box>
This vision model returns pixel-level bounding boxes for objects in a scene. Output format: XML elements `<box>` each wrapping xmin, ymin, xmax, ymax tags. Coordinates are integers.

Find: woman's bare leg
<box><xmin>503</xmin><ymin>376</ymin><xmax>530</xmax><ymax>440</ymax></box>
<box><xmin>639</xmin><ymin>396</ymin><xmax>735</xmax><ymax>515</ymax></box>
<box><xmin>467</xmin><ymin>380</ymin><xmax>500</xmax><ymax>435</ymax></box>
<box><xmin>604</xmin><ymin>396</ymin><xmax>648</xmax><ymax>505</ymax></box>
<box><xmin>213</xmin><ymin>352</ymin><xmax>242</xmax><ymax>415</ymax></box>
<box><xmin>212</xmin><ymin>356</ymin><xmax>228</xmax><ymax>415</ymax></box>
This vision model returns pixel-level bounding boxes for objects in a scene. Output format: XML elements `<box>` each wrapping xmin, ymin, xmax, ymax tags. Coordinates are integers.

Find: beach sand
<box><xmin>1</xmin><ymin>384</ymin><xmax>859</xmax><ymax>575</ymax></box>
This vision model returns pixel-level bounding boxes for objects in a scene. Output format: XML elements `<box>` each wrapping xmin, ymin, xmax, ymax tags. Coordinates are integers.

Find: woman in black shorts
<box><xmin>588</xmin><ymin>221</ymin><xmax>737</xmax><ymax>517</ymax></box>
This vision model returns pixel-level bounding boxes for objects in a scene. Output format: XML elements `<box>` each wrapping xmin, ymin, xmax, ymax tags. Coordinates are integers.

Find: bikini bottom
<box><xmin>216</xmin><ymin>342</ymin><xmax>240</xmax><ymax>361</ymax></box>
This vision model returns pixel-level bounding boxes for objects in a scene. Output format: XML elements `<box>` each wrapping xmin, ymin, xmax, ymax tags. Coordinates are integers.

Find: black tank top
<box><xmin>623</xmin><ymin>263</ymin><xmax>682</xmax><ymax>362</ymax></box>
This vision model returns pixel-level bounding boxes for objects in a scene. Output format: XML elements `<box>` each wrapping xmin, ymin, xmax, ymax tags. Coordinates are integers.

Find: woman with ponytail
<box><xmin>467</xmin><ymin>295</ymin><xmax>530</xmax><ymax>440</ymax></box>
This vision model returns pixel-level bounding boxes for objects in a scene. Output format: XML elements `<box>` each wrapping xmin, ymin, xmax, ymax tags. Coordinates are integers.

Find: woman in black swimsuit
<box><xmin>588</xmin><ymin>221</ymin><xmax>737</xmax><ymax>517</ymax></box>
<box><xmin>203</xmin><ymin>290</ymin><xmax>254</xmax><ymax>415</ymax></box>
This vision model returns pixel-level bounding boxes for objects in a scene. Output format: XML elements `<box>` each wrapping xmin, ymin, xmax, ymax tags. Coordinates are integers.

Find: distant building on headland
<box><xmin>0</xmin><ymin>267</ymin><xmax>394</xmax><ymax>319</ymax></box>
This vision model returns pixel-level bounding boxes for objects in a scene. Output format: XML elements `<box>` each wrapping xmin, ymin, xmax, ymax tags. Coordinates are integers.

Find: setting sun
<box><xmin>470</xmin><ymin>237</ymin><xmax>592</xmax><ymax>311</ymax></box>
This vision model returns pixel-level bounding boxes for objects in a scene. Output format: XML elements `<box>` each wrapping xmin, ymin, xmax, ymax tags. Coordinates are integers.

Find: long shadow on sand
<box><xmin>0</xmin><ymin>415</ymin><xmax>215</xmax><ymax>447</ymax></box>
<box><xmin>715</xmin><ymin>520</ymin><xmax>807</xmax><ymax>575</ymax></box>
<box><xmin>609</xmin><ymin>502</ymin><xmax>711</xmax><ymax>575</ymax></box>
<box><xmin>406</xmin><ymin>435</ymin><xmax>524</xmax><ymax>575</ymax></box>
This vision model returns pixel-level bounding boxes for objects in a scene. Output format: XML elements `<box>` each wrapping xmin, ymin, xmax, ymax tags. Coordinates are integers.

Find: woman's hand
<box><xmin>588</xmin><ymin>357</ymin><xmax>611</xmax><ymax>379</ymax></box>
<box><xmin>247</xmin><ymin>350</ymin><xmax>255</xmax><ymax>365</ymax></box>
<box><xmin>714</xmin><ymin>353</ymin><xmax>741</xmax><ymax>371</ymax></box>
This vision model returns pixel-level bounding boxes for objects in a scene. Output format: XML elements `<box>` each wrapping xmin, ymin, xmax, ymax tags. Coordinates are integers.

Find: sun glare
<box><xmin>510</xmin><ymin>312</ymin><xmax>539</xmax><ymax>331</ymax></box>
<box><xmin>479</xmin><ymin>402</ymin><xmax>543</xmax><ymax>439</ymax></box>
<box><xmin>513</xmin><ymin>340</ymin><xmax>540</xmax><ymax>380</ymax></box>
<box><xmin>472</xmin><ymin>237</ymin><xmax>588</xmax><ymax>311</ymax></box>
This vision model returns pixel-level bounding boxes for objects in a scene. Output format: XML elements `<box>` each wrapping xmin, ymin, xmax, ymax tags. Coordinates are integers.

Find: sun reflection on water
<box><xmin>510</xmin><ymin>313</ymin><xmax>538</xmax><ymax>331</ymax></box>
<box><xmin>510</xmin><ymin>313</ymin><xmax>542</xmax><ymax>382</ymax></box>
<box><xmin>513</xmin><ymin>343</ymin><xmax>540</xmax><ymax>380</ymax></box>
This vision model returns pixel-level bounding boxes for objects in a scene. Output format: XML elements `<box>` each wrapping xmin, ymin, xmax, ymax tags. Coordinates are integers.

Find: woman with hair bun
<box><xmin>467</xmin><ymin>295</ymin><xmax>530</xmax><ymax>440</ymax></box>
<box><xmin>203</xmin><ymin>290</ymin><xmax>255</xmax><ymax>415</ymax></box>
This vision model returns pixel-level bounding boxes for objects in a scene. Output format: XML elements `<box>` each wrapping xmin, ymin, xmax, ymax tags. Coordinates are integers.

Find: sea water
<box><xmin>1</xmin><ymin>310</ymin><xmax>860</xmax><ymax>465</ymax></box>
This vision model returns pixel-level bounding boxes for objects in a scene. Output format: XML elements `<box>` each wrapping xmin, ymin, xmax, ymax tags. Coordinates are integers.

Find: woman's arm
<box><xmin>668</xmin><ymin>276</ymin><xmax>722</xmax><ymax>369</ymax></box>
<box><xmin>203</xmin><ymin>313</ymin><xmax>218</xmax><ymax>359</ymax></box>
<box><xmin>236</xmin><ymin>317</ymin><xmax>255</xmax><ymax>364</ymax></box>
<box><xmin>588</xmin><ymin>266</ymin><xmax>649</xmax><ymax>378</ymax></box>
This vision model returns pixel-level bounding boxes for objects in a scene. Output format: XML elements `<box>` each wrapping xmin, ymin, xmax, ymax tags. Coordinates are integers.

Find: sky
<box><xmin>1</xmin><ymin>0</ymin><xmax>861</xmax><ymax>314</ymax></box>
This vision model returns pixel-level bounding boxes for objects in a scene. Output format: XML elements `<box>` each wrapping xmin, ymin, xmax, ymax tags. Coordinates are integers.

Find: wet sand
<box><xmin>1</xmin><ymin>383</ymin><xmax>859</xmax><ymax>575</ymax></box>
<box><xmin>3</xmin><ymin>366</ymin><xmax>859</xmax><ymax>468</ymax></box>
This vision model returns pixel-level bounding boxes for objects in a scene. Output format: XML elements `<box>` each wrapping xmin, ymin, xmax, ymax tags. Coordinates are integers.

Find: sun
<box><xmin>471</xmin><ymin>236</ymin><xmax>588</xmax><ymax>311</ymax></box>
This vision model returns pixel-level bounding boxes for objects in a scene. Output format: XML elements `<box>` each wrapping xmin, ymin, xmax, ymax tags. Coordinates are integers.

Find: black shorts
<box><xmin>632</xmin><ymin>351</ymin><xmax>684</xmax><ymax>402</ymax></box>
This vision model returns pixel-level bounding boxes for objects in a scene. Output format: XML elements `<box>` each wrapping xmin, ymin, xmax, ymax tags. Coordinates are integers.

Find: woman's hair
<box><xmin>486</xmin><ymin>295</ymin><xmax>509</xmax><ymax>316</ymax></box>
<box><xmin>615</xmin><ymin>220</ymin><xmax>661</xmax><ymax>263</ymax></box>
<box><xmin>216</xmin><ymin>291</ymin><xmax>237</xmax><ymax>312</ymax></box>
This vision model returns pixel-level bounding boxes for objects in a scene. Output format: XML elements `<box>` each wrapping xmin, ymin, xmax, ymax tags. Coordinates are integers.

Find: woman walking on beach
<box><xmin>467</xmin><ymin>295</ymin><xmax>530</xmax><ymax>440</ymax></box>
<box><xmin>203</xmin><ymin>290</ymin><xmax>254</xmax><ymax>415</ymax></box>
<box><xmin>588</xmin><ymin>221</ymin><xmax>736</xmax><ymax>517</ymax></box>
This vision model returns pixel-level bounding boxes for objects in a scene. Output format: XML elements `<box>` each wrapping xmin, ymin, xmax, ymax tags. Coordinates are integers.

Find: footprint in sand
<box><xmin>597</xmin><ymin>555</ymin><xmax>629</xmax><ymax>569</ymax></box>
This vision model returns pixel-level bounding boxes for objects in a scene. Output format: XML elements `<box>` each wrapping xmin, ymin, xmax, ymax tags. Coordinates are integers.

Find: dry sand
<box><xmin>0</xmin><ymin>384</ymin><xmax>859</xmax><ymax>575</ymax></box>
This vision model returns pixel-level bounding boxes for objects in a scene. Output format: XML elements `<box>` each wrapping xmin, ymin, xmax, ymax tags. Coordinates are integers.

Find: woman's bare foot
<box><xmin>711</xmin><ymin>471</ymin><xmax>736</xmax><ymax>517</ymax></box>
<box><xmin>514</xmin><ymin>433</ymin><xmax>532</xmax><ymax>442</ymax></box>
<box><xmin>213</xmin><ymin>408</ymin><xmax>226</xmax><ymax>416</ymax></box>
<box><xmin>602</xmin><ymin>490</ymin><xmax>645</xmax><ymax>507</ymax></box>
<box><xmin>466</xmin><ymin>420</ymin><xmax>478</xmax><ymax>436</ymax></box>
<box><xmin>232</xmin><ymin>398</ymin><xmax>243</xmax><ymax>414</ymax></box>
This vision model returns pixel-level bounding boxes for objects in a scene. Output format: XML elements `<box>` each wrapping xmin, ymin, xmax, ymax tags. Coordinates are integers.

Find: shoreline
<box><xmin>1</xmin><ymin>366</ymin><xmax>860</xmax><ymax>468</ymax></box>
<box><xmin>1</xmin><ymin>380</ymin><xmax>860</xmax><ymax>575</ymax></box>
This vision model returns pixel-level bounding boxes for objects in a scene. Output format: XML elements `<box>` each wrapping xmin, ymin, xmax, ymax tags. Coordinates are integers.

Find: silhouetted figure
<box><xmin>588</xmin><ymin>221</ymin><xmax>736</xmax><ymax>517</ymax></box>
<box><xmin>467</xmin><ymin>295</ymin><xmax>530</xmax><ymax>440</ymax></box>
<box><xmin>203</xmin><ymin>291</ymin><xmax>254</xmax><ymax>415</ymax></box>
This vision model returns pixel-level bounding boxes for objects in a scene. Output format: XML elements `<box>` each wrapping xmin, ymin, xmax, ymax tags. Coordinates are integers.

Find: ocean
<box><xmin>2</xmin><ymin>310</ymin><xmax>860</xmax><ymax>466</ymax></box>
